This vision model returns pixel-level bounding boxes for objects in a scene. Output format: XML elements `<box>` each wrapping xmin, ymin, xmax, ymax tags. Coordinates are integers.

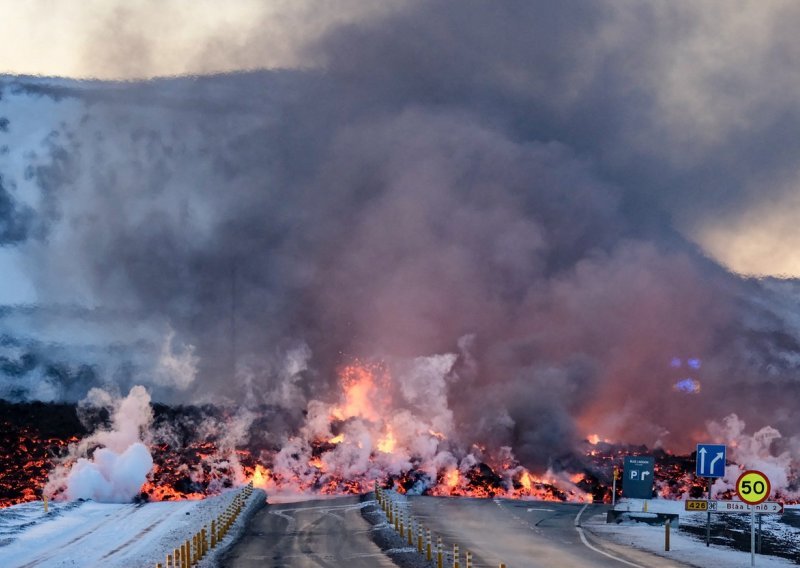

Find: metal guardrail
<box><xmin>155</xmin><ymin>480</ymin><xmax>254</xmax><ymax>568</ymax></box>
<box><xmin>375</xmin><ymin>482</ymin><xmax>506</xmax><ymax>568</ymax></box>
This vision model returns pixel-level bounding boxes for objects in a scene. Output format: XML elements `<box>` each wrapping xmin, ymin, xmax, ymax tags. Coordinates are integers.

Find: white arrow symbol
<box><xmin>709</xmin><ymin>452</ymin><xmax>723</xmax><ymax>474</ymax></box>
<box><xmin>698</xmin><ymin>447</ymin><xmax>707</xmax><ymax>473</ymax></box>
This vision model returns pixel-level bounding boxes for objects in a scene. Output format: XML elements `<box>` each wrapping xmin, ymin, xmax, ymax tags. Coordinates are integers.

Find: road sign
<box><xmin>685</xmin><ymin>500</ymin><xmax>708</xmax><ymax>511</ymax></box>
<box><xmin>622</xmin><ymin>456</ymin><xmax>654</xmax><ymax>499</ymax></box>
<box><xmin>696</xmin><ymin>443</ymin><xmax>726</xmax><ymax>477</ymax></box>
<box><xmin>736</xmin><ymin>470</ymin><xmax>771</xmax><ymax>505</ymax></box>
<box><xmin>685</xmin><ymin>500</ymin><xmax>783</xmax><ymax>514</ymax></box>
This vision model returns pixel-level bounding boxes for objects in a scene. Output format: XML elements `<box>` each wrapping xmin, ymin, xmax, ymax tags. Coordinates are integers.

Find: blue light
<box><xmin>687</xmin><ymin>358</ymin><xmax>702</xmax><ymax>370</ymax></box>
<box><xmin>670</xmin><ymin>357</ymin><xmax>682</xmax><ymax>368</ymax></box>
<box><xmin>674</xmin><ymin>378</ymin><xmax>701</xmax><ymax>394</ymax></box>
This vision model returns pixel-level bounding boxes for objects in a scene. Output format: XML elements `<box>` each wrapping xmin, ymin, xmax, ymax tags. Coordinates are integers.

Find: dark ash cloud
<box><xmin>2</xmin><ymin>0</ymin><xmax>800</xmax><ymax>469</ymax></box>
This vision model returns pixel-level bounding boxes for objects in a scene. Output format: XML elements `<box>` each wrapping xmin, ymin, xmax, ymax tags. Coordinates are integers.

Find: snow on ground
<box><xmin>0</xmin><ymin>487</ymin><xmax>266</xmax><ymax>568</ymax></box>
<box><xmin>587</xmin><ymin>499</ymin><xmax>800</xmax><ymax>568</ymax></box>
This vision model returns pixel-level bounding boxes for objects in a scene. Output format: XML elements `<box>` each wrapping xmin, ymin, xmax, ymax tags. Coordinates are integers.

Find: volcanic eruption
<box><xmin>2</xmin><ymin>1</ymin><xmax>800</xmax><ymax>509</ymax></box>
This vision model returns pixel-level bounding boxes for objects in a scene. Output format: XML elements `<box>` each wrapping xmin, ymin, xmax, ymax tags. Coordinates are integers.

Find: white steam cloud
<box><xmin>46</xmin><ymin>385</ymin><xmax>154</xmax><ymax>502</ymax></box>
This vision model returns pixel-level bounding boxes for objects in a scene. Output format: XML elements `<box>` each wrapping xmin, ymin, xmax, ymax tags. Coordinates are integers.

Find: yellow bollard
<box><xmin>407</xmin><ymin>517</ymin><xmax>414</xmax><ymax>545</ymax></box>
<box><xmin>418</xmin><ymin>525</ymin><xmax>423</xmax><ymax>553</ymax></box>
<box><xmin>437</xmin><ymin>537</ymin><xmax>443</xmax><ymax>568</ymax></box>
<box><xmin>202</xmin><ymin>527</ymin><xmax>208</xmax><ymax>556</ymax></box>
<box><xmin>466</xmin><ymin>551</ymin><xmax>472</xmax><ymax>568</ymax></box>
<box><xmin>453</xmin><ymin>543</ymin><xmax>460</xmax><ymax>568</ymax></box>
<box><xmin>182</xmin><ymin>541</ymin><xmax>189</xmax><ymax>568</ymax></box>
<box><xmin>173</xmin><ymin>548</ymin><xmax>180</xmax><ymax>568</ymax></box>
<box><xmin>500</xmin><ymin>564</ymin><xmax>506</xmax><ymax>568</ymax></box>
<box><xmin>167</xmin><ymin>554</ymin><xmax>172</xmax><ymax>568</ymax></box>
<box><xmin>43</xmin><ymin>494</ymin><xmax>48</xmax><ymax>514</ymax></box>
<box><xmin>211</xmin><ymin>520</ymin><xmax>217</xmax><ymax>548</ymax></box>
<box><xmin>665</xmin><ymin>518</ymin><xmax>671</xmax><ymax>551</ymax></box>
<box><xmin>426</xmin><ymin>529</ymin><xmax>432</xmax><ymax>560</ymax></box>
<box><xmin>156</xmin><ymin>564</ymin><xmax>162</xmax><ymax>568</ymax></box>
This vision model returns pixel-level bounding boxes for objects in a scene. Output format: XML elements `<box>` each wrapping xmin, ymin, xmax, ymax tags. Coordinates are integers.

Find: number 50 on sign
<box><xmin>736</xmin><ymin>470</ymin><xmax>771</xmax><ymax>505</ymax></box>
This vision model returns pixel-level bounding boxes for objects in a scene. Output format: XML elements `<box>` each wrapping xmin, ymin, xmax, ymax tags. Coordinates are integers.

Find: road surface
<box><xmin>407</xmin><ymin>496</ymin><xmax>688</xmax><ymax>568</ymax></box>
<box><xmin>223</xmin><ymin>494</ymin><xmax>689</xmax><ymax>568</ymax></box>
<box><xmin>221</xmin><ymin>496</ymin><xmax>397</xmax><ymax>568</ymax></box>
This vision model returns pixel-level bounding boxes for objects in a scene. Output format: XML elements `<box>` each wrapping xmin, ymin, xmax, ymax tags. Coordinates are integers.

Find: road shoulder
<box><xmin>359</xmin><ymin>493</ymin><xmax>434</xmax><ymax>568</ymax></box>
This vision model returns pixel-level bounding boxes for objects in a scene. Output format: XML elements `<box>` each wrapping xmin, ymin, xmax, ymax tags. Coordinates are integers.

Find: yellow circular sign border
<box><xmin>735</xmin><ymin>470</ymin><xmax>771</xmax><ymax>505</ymax></box>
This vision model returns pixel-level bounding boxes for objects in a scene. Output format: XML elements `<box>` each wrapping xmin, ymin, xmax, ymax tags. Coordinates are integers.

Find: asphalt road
<box><xmin>406</xmin><ymin>496</ymin><xmax>689</xmax><ymax>568</ymax></box>
<box><xmin>220</xmin><ymin>496</ymin><xmax>397</xmax><ymax>568</ymax></box>
<box><xmin>222</xmin><ymin>494</ymin><xmax>689</xmax><ymax>568</ymax></box>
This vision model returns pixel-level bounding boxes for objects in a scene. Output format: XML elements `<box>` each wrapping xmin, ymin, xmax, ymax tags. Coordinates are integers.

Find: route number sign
<box><xmin>684</xmin><ymin>500</ymin><xmax>783</xmax><ymax>514</ymax></box>
<box><xmin>736</xmin><ymin>470</ymin><xmax>771</xmax><ymax>506</ymax></box>
<box><xmin>685</xmin><ymin>500</ymin><xmax>708</xmax><ymax>511</ymax></box>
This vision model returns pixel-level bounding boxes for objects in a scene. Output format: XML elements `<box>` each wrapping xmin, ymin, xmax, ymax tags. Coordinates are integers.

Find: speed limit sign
<box><xmin>736</xmin><ymin>470</ymin><xmax>771</xmax><ymax>505</ymax></box>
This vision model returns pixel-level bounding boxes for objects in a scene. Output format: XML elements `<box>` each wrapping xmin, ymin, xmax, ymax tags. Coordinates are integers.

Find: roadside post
<box><xmin>612</xmin><ymin>466</ymin><xmax>620</xmax><ymax>507</ymax></box>
<box><xmin>696</xmin><ymin>443</ymin><xmax>726</xmax><ymax>546</ymax></box>
<box><xmin>758</xmin><ymin>514</ymin><xmax>762</xmax><ymax>553</ymax></box>
<box><xmin>736</xmin><ymin>470</ymin><xmax>771</xmax><ymax>567</ymax></box>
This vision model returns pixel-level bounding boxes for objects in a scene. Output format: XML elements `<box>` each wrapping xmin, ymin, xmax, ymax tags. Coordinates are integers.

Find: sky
<box><xmin>0</xmin><ymin>0</ymin><xmax>399</xmax><ymax>79</ymax></box>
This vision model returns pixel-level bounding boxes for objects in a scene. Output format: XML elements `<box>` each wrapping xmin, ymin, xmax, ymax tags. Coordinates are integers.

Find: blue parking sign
<box><xmin>622</xmin><ymin>456</ymin><xmax>654</xmax><ymax>499</ymax></box>
<box><xmin>696</xmin><ymin>444</ymin><xmax>726</xmax><ymax>478</ymax></box>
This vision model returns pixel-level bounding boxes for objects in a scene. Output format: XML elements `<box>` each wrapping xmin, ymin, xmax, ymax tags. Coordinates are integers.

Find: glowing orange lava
<box><xmin>520</xmin><ymin>471</ymin><xmax>532</xmax><ymax>491</ymax></box>
<box><xmin>251</xmin><ymin>464</ymin><xmax>271</xmax><ymax>489</ymax></box>
<box><xmin>445</xmin><ymin>469</ymin><xmax>460</xmax><ymax>488</ymax></box>
<box><xmin>330</xmin><ymin>362</ymin><xmax>386</xmax><ymax>421</ymax></box>
<box><xmin>377</xmin><ymin>427</ymin><xmax>396</xmax><ymax>454</ymax></box>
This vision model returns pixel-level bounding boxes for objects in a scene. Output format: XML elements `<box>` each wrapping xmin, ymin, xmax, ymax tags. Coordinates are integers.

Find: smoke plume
<box><xmin>46</xmin><ymin>386</ymin><xmax>154</xmax><ymax>502</ymax></box>
<box><xmin>2</xmin><ymin>0</ymin><xmax>800</xmax><ymax>487</ymax></box>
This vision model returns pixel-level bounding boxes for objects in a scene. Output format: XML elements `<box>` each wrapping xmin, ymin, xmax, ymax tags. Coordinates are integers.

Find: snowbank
<box><xmin>588</xmin><ymin>499</ymin><xmax>800</xmax><ymax>568</ymax></box>
<box><xmin>0</xmin><ymin>487</ymin><xmax>266</xmax><ymax>567</ymax></box>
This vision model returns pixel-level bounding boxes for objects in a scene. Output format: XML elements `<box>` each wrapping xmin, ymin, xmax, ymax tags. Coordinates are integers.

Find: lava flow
<box><xmin>2</xmin><ymin>360</ymin><xmax>799</xmax><ymax>508</ymax></box>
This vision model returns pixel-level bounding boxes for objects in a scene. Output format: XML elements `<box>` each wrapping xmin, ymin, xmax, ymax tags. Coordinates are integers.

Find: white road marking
<box><xmin>269</xmin><ymin>508</ymin><xmax>297</xmax><ymax>532</ymax></box>
<box><xmin>574</xmin><ymin>504</ymin><xmax>645</xmax><ymax>568</ymax></box>
<box><xmin>527</xmin><ymin>507</ymin><xmax>555</xmax><ymax>512</ymax></box>
<box><xmin>273</xmin><ymin>501</ymin><xmax>372</xmax><ymax>513</ymax></box>
<box><xmin>347</xmin><ymin>547</ymin><xmax>417</xmax><ymax>557</ymax></box>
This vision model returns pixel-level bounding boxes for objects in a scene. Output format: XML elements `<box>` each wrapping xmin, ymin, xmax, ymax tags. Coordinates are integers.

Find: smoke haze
<box><xmin>2</xmin><ymin>0</ymin><xmax>800</xmax><ymax>478</ymax></box>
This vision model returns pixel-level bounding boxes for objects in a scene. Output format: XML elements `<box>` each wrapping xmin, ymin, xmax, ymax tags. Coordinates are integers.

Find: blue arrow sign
<box><xmin>696</xmin><ymin>444</ymin><xmax>726</xmax><ymax>478</ymax></box>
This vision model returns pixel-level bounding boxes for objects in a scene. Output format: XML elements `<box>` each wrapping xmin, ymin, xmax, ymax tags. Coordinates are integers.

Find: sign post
<box><xmin>696</xmin><ymin>444</ymin><xmax>726</xmax><ymax>546</ymax></box>
<box><xmin>736</xmin><ymin>470</ymin><xmax>771</xmax><ymax>567</ymax></box>
<box><xmin>622</xmin><ymin>456</ymin><xmax>654</xmax><ymax>499</ymax></box>
<box><xmin>684</xmin><ymin>500</ymin><xmax>783</xmax><ymax>514</ymax></box>
<box><xmin>612</xmin><ymin>466</ymin><xmax>620</xmax><ymax>507</ymax></box>
<box><xmin>706</xmin><ymin>478</ymin><xmax>712</xmax><ymax>546</ymax></box>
